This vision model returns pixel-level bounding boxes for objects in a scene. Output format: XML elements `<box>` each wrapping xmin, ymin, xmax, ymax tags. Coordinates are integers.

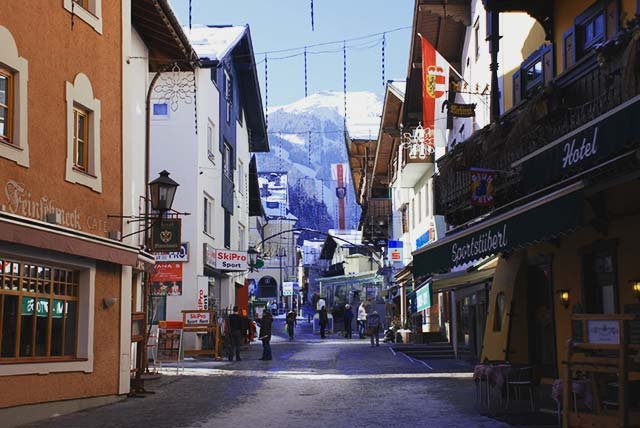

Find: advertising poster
<box><xmin>151</xmin><ymin>262</ymin><xmax>183</xmax><ymax>296</ymax></box>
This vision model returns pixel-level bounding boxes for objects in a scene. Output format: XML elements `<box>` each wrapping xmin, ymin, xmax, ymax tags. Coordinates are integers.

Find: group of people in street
<box><xmin>343</xmin><ymin>302</ymin><xmax>382</xmax><ymax>346</ymax></box>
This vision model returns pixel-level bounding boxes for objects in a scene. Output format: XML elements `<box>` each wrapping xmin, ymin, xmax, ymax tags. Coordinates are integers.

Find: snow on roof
<box><xmin>388</xmin><ymin>80</ymin><xmax>406</xmax><ymax>96</ymax></box>
<box><xmin>185</xmin><ymin>25</ymin><xmax>246</xmax><ymax>61</ymax></box>
<box><xmin>272</xmin><ymin>91</ymin><xmax>382</xmax><ymax>140</ymax></box>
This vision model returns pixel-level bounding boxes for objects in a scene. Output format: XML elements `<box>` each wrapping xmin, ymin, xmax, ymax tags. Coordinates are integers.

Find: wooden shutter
<box><xmin>563</xmin><ymin>26</ymin><xmax>576</xmax><ymax>71</ymax></box>
<box><xmin>512</xmin><ymin>70</ymin><xmax>522</xmax><ymax>106</ymax></box>
<box><xmin>542</xmin><ymin>43</ymin><xmax>554</xmax><ymax>86</ymax></box>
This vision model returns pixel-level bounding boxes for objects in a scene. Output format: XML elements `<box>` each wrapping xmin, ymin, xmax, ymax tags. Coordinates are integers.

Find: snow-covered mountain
<box><xmin>256</xmin><ymin>91</ymin><xmax>383</xmax><ymax>231</ymax></box>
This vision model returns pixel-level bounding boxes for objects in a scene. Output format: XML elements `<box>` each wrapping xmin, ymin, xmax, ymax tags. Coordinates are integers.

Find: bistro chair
<box><xmin>506</xmin><ymin>365</ymin><xmax>535</xmax><ymax>412</ymax></box>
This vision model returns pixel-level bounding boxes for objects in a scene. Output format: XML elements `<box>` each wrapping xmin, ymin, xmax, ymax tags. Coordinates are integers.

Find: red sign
<box><xmin>151</xmin><ymin>262</ymin><xmax>183</xmax><ymax>296</ymax></box>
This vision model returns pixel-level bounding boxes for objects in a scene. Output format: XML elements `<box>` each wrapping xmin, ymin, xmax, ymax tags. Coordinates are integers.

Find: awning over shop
<box><xmin>413</xmin><ymin>183</ymin><xmax>584</xmax><ymax>277</ymax></box>
<box><xmin>431</xmin><ymin>257</ymin><xmax>497</xmax><ymax>292</ymax></box>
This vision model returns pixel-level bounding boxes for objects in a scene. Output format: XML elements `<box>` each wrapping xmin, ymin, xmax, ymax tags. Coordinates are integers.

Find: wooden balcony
<box><xmin>434</xmin><ymin>25</ymin><xmax>640</xmax><ymax>226</ymax></box>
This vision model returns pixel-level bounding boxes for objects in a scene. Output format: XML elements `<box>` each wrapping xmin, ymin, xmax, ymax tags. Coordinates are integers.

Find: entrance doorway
<box><xmin>526</xmin><ymin>264</ymin><xmax>557</xmax><ymax>379</ymax></box>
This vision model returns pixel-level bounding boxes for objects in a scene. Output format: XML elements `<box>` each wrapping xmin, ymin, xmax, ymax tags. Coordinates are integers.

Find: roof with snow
<box><xmin>185</xmin><ymin>25</ymin><xmax>269</xmax><ymax>153</ymax></box>
<box><xmin>186</xmin><ymin>25</ymin><xmax>246</xmax><ymax>62</ymax></box>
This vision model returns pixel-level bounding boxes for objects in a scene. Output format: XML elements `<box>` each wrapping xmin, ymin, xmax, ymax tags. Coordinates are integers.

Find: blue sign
<box><xmin>388</xmin><ymin>240</ymin><xmax>403</xmax><ymax>248</ymax></box>
<box><xmin>416</xmin><ymin>231</ymin><xmax>431</xmax><ymax>249</ymax></box>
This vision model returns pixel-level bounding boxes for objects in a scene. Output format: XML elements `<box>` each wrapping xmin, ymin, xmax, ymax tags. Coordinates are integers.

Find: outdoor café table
<box><xmin>551</xmin><ymin>378</ymin><xmax>593</xmax><ymax>425</ymax></box>
<box><xmin>474</xmin><ymin>363</ymin><xmax>512</xmax><ymax>410</ymax></box>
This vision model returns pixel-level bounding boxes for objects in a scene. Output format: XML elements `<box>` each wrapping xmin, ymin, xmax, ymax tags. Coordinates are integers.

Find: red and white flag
<box><xmin>420</xmin><ymin>34</ymin><xmax>450</xmax><ymax>149</ymax></box>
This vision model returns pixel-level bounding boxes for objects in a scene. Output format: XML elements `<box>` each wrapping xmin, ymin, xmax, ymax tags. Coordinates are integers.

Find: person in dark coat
<box><xmin>285</xmin><ymin>309</ymin><xmax>297</xmax><ymax>341</ymax></box>
<box><xmin>258</xmin><ymin>309</ymin><xmax>273</xmax><ymax>360</ymax></box>
<box><xmin>319</xmin><ymin>306</ymin><xmax>329</xmax><ymax>339</ymax></box>
<box><xmin>367</xmin><ymin>310</ymin><xmax>382</xmax><ymax>347</ymax></box>
<box><xmin>228</xmin><ymin>306</ymin><xmax>243</xmax><ymax>361</ymax></box>
<box><xmin>343</xmin><ymin>304</ymin><xmax>354</xmax><ymax>339</ymax></box>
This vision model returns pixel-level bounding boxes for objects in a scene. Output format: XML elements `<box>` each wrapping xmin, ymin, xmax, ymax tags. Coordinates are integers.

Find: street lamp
<box><xmin>149</xmin><ymin>170</ymin><xmax>179</xmax><ymax>213</ymax></box>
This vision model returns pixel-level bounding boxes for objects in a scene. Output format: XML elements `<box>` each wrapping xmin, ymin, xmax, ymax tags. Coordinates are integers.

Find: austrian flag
<box><xmin>420</xmin><ymin>34</ymin><xmax>450</xmax><ymax>149</ymax></box>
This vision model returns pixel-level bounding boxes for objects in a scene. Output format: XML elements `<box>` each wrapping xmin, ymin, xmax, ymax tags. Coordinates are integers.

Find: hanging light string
<box><xmin>308</xmin><ymin>131</ymin><xmax>312</xmax><ymax>165</ymax></box>
<box><xmin>343</xmin><ymin>40</ymin><xmax>347</xmax><ymax>132</ymax></box>
<box><xmin>189</xmin><ymin>0</ymin><xmax>193</xmax><ymax>31</ymax></box>
<box><xmin>264</xmin><ymin>53</ymin><xmax>268</xmax><ymax>129</ymax></box>
<box><xmin>304</xmin><ymin>47</ymin><xmax>308</xmax><ymax>98</ymax></box>
<box><xmin>193</xmin><ymin>70</ymin><xmax>198</xmax><ymax>135</ymax></box>
<box><xmin>310</xmin><ymin>0</ymin><xmax>315</xmax><ymax>31</ymax></box>
<box><xmin>382</xmin><ymin>32</ymin><xmax>386</xmax><ymax>86</ymax></box>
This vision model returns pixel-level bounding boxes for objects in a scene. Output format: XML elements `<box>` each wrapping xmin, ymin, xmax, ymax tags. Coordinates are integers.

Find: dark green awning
<box><xmin>413</xmin><ymin>184</ymin><xmax>584</xmax><ymax>278</ymax></box>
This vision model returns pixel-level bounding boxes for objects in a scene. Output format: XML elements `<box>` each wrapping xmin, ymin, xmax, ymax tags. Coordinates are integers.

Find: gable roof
<box><xmin>185</xmin><ymin>25</ymin><xmax>269</xmax><ymax>153</ymax></box>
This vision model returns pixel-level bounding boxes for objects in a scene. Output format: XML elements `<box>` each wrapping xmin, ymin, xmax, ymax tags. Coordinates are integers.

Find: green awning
<box><xmin>413</xmin><ymin>183</ymin><xmax>584</xmax><ymax>277</ymax></box>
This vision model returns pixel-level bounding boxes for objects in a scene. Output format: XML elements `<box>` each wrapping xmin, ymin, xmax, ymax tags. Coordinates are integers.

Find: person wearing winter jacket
<box><xmin>357</xmin><ymin>302</ymin><xmax>367</xmax><ymax>339</ymax></box>
<box><xmin>367</xmin><ymin>310</ymin><xmax>382</xmax><ymax>347</ymax></box>
<box><xmin>319</xmin><ymin>306</ymin><xmax>329</xmax><ymax>339</ymax></box>
<box><xmin>343</xmin><ymin>304</ymin><xmax>354</xmax><ymax>339</ymax></box>
<box><xmin>257</xmin><ymin>309</ymin><xmax>273</xmax><ymax>360</ymax></box>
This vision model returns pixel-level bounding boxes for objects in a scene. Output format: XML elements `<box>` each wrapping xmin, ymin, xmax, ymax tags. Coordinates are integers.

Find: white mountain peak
<box><xmin>271</xmin><ymin>91</ymin><xmax>383</xmax><ymax>140</ymax></box>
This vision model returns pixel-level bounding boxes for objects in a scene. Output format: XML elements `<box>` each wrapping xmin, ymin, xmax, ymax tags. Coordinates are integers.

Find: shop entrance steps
<box><xmin>392</xmin><ymin>342</ymin><xmax>456</xmax><ymax>360</ymax></box>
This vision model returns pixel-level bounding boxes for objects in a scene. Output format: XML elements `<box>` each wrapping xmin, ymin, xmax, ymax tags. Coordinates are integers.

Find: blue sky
<box><xmin>169</xmin><ymin>0</ymin><xmax>414</xmax><ymax>107</ymax></box>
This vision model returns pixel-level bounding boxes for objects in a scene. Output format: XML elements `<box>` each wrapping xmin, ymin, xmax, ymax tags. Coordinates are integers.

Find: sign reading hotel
<box><xmin>204</xmin><ymin>244</ymin><xmax>248</xmax><ymax>271</ymax></box>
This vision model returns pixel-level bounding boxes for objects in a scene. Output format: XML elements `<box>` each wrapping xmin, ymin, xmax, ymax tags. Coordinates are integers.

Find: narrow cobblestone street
<box><xmin>23</xmin><ymin>321</ymin><xmax>506</xmax><ymax>428</ymax></box>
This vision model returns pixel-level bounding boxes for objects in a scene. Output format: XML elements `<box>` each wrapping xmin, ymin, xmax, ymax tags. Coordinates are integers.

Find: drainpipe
<box><xmin>488</xmin><ymin>11</ymin><xmax>501</xmax><ymax>122</ymax></box>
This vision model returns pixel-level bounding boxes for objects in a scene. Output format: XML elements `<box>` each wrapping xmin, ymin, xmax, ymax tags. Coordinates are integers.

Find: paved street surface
<box><xmin>23</xmin><ymin>321</ymin><xmax>507</xmax><ymax>428</ymax></box>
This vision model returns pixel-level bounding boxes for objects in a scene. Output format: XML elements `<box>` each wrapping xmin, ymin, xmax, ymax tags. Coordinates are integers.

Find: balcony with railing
<box><xmin>434</xmin><ymin>23</ymin><xmax>640</xmax><ymax>226</ymax></box>
<box><xmin>392</xmin><ymin>125</ymin><xmax>436</xmax><ymax>188</ymax></box>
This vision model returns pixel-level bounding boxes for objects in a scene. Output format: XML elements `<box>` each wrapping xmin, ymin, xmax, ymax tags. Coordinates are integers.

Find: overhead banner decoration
<box><xmin>470</xmin><ymin>168</ymin><xmax>496</xmax><ymax>207</ymax></box>
<box><xmin>448</xmin><ymin>103</ymin><xmax>476</xmax><ymax>118</ymax></box>
<box><xmin>151</xmin><ymin>262</ymin><xmax>183</xmax><ymax>296</ymax></box>
<box><xmin>420</xmin><ymin>34</ymin><xmax>450</xmax><ymax>149</ymax></box>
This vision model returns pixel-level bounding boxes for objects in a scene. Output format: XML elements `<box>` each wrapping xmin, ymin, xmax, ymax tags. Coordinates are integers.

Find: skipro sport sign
<box><xmin>204</xmin><ymin>244</ymin><xmax>248</xmax><ymax>271</ymax></box>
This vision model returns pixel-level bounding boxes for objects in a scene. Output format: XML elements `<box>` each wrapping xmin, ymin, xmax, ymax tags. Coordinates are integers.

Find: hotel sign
<box><xmin>150</xmin><ymin>219</ymin><xmax>182</xmax><ymax>252</ymax></box>
<box><xmin>519</xmin><ymin>95</ymin><xmax>640</xmax><ymax>190</ymax></box>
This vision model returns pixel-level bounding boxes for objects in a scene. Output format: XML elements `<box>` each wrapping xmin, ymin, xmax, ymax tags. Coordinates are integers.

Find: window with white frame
<box><xmin>223</xmin><ymin>141</ymin><xmax>233</xmax><ymax>181</ymax></box>
<box><xmin>0</xmin><ymin>26</ymin><xmax>29</xmax><ymax>167</ymax></box>
<box><xmin>207</xmin><ymin>120</ymin><xmax>216</xmax><ymax>162</ymax></box>
<box><xmin>224</xmin><ymin>69</ymin><xmax>233</xmax><ymax>123</ymax></box>
<box><xmin>203</xmin><ymin>195</ymin><xmax>213</xmax><ymax>235</ymax></box>
<box><xmin>65</xmin><ymin>73</ymin><xmax>102</xmax><ymax>192</ymax></box>
<box><xmin>238</xmin><ymin>160</ymin><xmax>245</xmax><ymax>195</ymax></box>
<box><xmin>64</xmin><ymin>0</ymin><xmax>103</xmax><ymax>34</ymax></box>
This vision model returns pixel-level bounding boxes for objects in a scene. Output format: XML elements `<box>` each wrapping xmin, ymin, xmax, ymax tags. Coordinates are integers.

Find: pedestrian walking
<box><xmin>319</xmin><ymin>306</ymin><xmax>328</xmax><ymax>339</ymax></box>
<box><xmin>343</xmin><ymin>304</ymin><xmax>354</xmax><ymax>339</ymax></box>
<box><xmin>285</xmin><ymin>309</ymin><xmax>297</xmax><ymax>341</ymax></box>
<box><xmin>271</xmin><ymin>301</ymin><xmax>278</xmax><ymax>316</ymax></box>
<box><xmin>258</xmin><ymin>309</ymin><xmax>273</xmax><ymax>360</ymax></box>
<box><xmin>367</xmin><ymin>310</ymin><xmax>382</xmax><ymax>347</ymax></box>
<box><xmin>228</xmin><ymin>306</ymin><xmax>243</xmax><ymax>361</ymax></box>
<box><xmin>357</xmin><ymin>302</ymin><xmax>367</xmax><ymax>339</ymax></box>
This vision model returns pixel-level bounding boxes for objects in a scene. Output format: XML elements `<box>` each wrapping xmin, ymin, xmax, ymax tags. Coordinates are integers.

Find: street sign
<box><xmin>283</xmin><ymin>282</ymin><xmax>296</xmax><ymax>296</ymax></box>
<box><xmin>389</xmin><ymin>240</ymin><xmax>404</xmax><ymax>261</ymax></box>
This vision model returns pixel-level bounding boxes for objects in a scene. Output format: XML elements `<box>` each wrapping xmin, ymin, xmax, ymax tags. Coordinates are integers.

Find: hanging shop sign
<box><xmin>518</xmin><ymin>94</ymin><xmax>640</xmax><ymax>191</ymax></box>
<box><xmin>448</xmin><ymin>103</ymin><xmax>476</xmax><ymax>118</ymax></box>
<box><xmin>150</xmin><ymin>262</ymin><xmax>183</xmax><ymax>296</ymax></box>
<box><xmin>389</xmin><ymin>240</ymin><xmax>404</xmax><ymax>261</ymax></box>
<box><xmin>204</xmin><ymin>244</ymin><xmax>248</xmax><ymax>271</ymax></box>
<box><xmin>151</xmin><ymin>218</ymin><xmax>182</xmax><ymax>252</ymax></box>
<box><xmin>416</xmin><ymin>283</ymin><xmax>432</xmax><ymax>312</ymax></box>
<box><xmin>154</xmin><ymin>242</ymin><xmax>189</xmax><ymax>262</ymax></box>
<box><xmin>470</xmin><ymin>168</ymin><xmax>496</xmax><ymax>207</ymax></box>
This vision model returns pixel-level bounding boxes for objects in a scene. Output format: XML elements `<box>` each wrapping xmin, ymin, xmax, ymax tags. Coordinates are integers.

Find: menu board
<box><xmin>156</xmin><ymin>321</ymin><xmax>183</xmax><ymax>363</ymax></box>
